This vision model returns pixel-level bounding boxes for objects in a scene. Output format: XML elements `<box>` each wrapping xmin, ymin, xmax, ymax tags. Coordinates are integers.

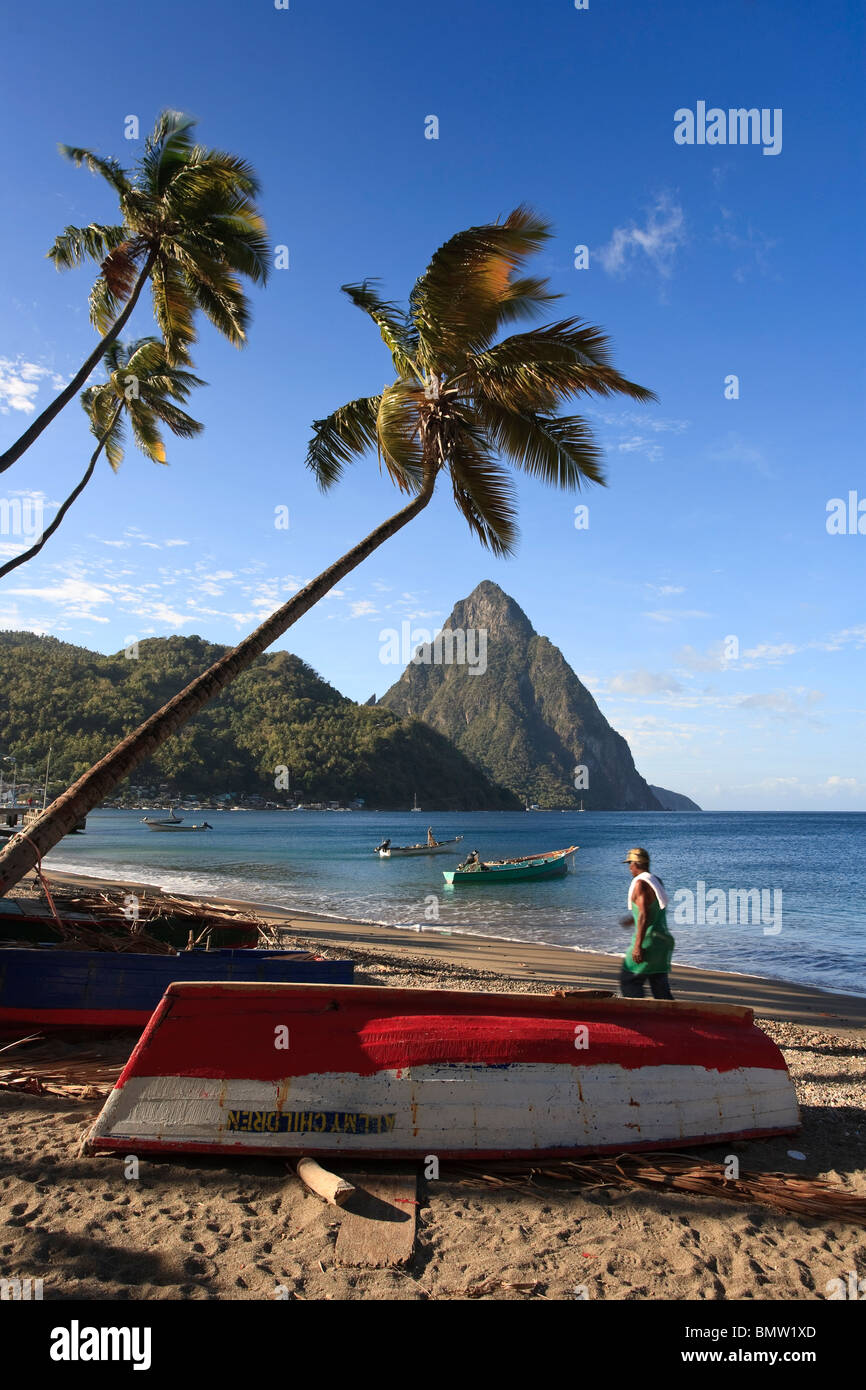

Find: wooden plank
<box><xmin>335</xmin><ymin>1166</ymin><xmax>418</xmax><ymax>1267</ymax></box>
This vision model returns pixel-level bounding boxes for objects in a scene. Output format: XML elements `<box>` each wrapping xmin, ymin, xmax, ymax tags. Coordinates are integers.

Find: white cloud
<box><xmin>643</xmin><ymin>609</ymin><xmax>711</xmax><ymax>624</ymax></box>
<box><xmin>609</xmin><ymin>669</ymin><xmax>682</xmax><ymax>696</ymax></box>
<box><xmin>0</xmin><ymin>358</ymin><xmax>61</xmax><ymax>414</ymax></box>
<box><xmin>617</xmin><ymin>436</ymin><xmax>663</xmax><ymax>462</ymax></box>
<box><xmin>597</xmin><ymin>194</ymin><xmax>686</xmax><ymax>278</ymax></box>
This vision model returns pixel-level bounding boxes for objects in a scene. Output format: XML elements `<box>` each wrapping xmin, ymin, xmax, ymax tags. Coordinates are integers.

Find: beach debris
<box><xmin>444</xmin><ymin>1153</ymin><xmax>866</xmax><ymax>1225</ymax></box>
<box><xmin>0</xmin><ymin>1037</ymin><xmax>129</xmax><ymax>1100</ymax></box>
<box><xmin>335</xmin><ymin>1167</ymin><xmax>418</xmax><ymax>1267</ymax></box>
<box><xmin>4</xmin><ymin>878</ymin><xmax>285</xmax><ymax>953</ymax></box>
<box><xmin>295</xmin><ymin>1157</ymin><xmax>355</xmax><ymax>1207</ymax></box>
<box><xmin>787</xmin><ymin>1150</ymin><xmax>807</xmax><ymax>1161</ymax></box>
<box><xmin>448</xmin><ymin>1277</ymin><xmax>542</xmax><ymax>1299</ymax></box>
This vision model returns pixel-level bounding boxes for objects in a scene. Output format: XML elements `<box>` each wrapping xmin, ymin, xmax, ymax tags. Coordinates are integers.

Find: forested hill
<box><xmin>0</xmin><ymin>631</ymin><xmax>520</xmax><ymax>810</ymax></box>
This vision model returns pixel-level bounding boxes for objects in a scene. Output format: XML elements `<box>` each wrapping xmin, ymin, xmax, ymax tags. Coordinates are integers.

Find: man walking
<box><xmin>619</xmin><ymin>847</ymin><xmax>675</xmax><ymax>999</ymax></box>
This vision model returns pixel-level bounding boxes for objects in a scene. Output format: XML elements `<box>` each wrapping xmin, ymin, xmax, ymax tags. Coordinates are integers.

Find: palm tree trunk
<box><xmin>0</xmin><ymin>467</ymin><xmax>438</xmax><ymax>895</ymax></box>
<box><xmin>0</xmin><ymin>250</ymin><xmax>156</xmax><ymax>476</ymax></box>
<box><xmin>0</xmin><ymin>404</ymin><xmax>122</xmax><ymax>581</ymax></box>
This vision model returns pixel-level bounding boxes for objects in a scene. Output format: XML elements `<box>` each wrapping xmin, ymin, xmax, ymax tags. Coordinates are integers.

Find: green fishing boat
<box><xmin>443</xmin><ymin>846</ymin><xmax>577</xmax><ymax>885</ymax></box>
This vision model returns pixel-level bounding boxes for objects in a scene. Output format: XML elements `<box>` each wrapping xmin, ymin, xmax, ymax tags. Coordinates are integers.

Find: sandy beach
<box><xmin>1</xmin><ymin>871</ymin><xmax>864</xmax><ymax>1301</ymax></box>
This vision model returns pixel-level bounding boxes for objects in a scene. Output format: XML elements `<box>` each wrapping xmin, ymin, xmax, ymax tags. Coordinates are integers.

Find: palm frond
<box><xmin>446</xmin><ymin>425</ymin><xmax>518</xmax><ymax>556</ymax></box>
<box><xmin>47</xmin><ymin>223</ymin><xmax>128</xmax><ymax>271</ymax></box>
<box><xmin>479</xmin><ymin>402</ymin><xmax>607</xmax><ymax>489</ymax></box>
<box><xmin>376</xmin><ymin>381</ymin><xmax>425</xmax><ymax>491</ymax></box>
<box><xmin>465</xmin><ymin>320</ymin><xmax>657</xmax><ymax>411</ymax></box>
<box><xmin>184</xmin><ymin>266</ymin><xmax>249</xmax><ymax>347</ymax></box>
<box><xmin>127</xmin><ymin>402</ymin><xmax>168</xmax><ymax>463</ymax></box>
<box><xmin>341</xmin><ymin>280</ymin><xmax>418</xmax><ymax>378</ymax></box>
<box><xmin>409</xmin><ymin>205</ymin><xmax>553</xmax><ymax>367</ymax></box>
<box><xmin>88</xmin><ymin>276</ymin><xmax>122</xmax><ymax>334</ymax></box>
<box><xmin>151</xmin><ymin>257</ymin><xmax>196</xmax><ymax>365</ymax></box>
<box><xmin>58</xmin><ymin>147</ymin><xmax>131</xmax><ymax>196</ymax></box>
<box><xmin>100</xmin><ymin>239</ymin><xmax>145</xmax><ymax>299</ymax></box>
<box><xmin>81</xmin><ymin>386</ymin><xmax>126</xmax><ymax>470</ymax></box>
<box><xmin>306</xmin><ymin>396</ymin><xmax>382</xmax><ymax>490</ymax></box>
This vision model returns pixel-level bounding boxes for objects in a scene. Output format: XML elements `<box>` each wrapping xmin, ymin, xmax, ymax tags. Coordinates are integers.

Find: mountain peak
<box><xmin>448</xmin><ymin>580</ymin><xmax>535</xmax><ymax>639</ymax></box>
<box><xmin>381</xmin><ymin>582</ymin><xmax>667</xmax><ymax>810</ymax></box>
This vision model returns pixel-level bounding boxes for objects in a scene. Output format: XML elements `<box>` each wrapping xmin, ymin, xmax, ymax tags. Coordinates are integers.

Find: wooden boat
<box><xmin>376</xmin><ymin>835</ymin><xmax>463</xmax><ymax>858</ymax></box>
<box><xmin>0</xmin><ymin>948</ymin><xmax>354</xmax><ymax>1033</ymax></box>
<box><xmin>83</xmin><ymin>982</ymin><xmax>799</xmax><ymax>1160</ymax></box>
<box><xmin>443</xmin><ymin>845</ymin><xmax>577</xmax><ymax>885</ymax></box>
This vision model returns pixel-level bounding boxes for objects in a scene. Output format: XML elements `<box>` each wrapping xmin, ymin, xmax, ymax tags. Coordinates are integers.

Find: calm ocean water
<box><xmin>44</xmin><ymin>809</ymin><xmax>865</xmax><ymax>998</ymax></box>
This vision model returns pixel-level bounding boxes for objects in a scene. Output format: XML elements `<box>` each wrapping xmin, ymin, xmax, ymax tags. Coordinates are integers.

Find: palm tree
<box><xmin>0</xmin><ymin>207</ymin><xmax>655</xmax><ymax>895</ymax></box>
<box><xmin>0</xmin><ymin>339</ymin><xmax>203</xmax><ymax>581</ymax></box>
<box><xmin>0</xmin><ymin>111</ymin><xmax>268</xmax><ymax>476</ymax></box>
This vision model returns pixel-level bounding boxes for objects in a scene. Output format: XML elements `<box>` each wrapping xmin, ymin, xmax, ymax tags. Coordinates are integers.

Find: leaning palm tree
<box><xmin>0</xmin><ymin>207</ymin><xmax>655</xmax><ymax>894</ymax></box>
<box><xmin>0</xmin><ymin>111</ymin><xmax>267</xmax><ymax>476</ymax></box>
<box><xmin>0</xmin><ymin>339</ymin><xmax>203</xmax><ymax>580</ymax></box>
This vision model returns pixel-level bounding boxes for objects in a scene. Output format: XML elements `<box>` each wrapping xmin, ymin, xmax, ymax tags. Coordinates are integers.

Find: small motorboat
<box><xmin>144</xmin><ymin>820</ymin><xmax>212</xmax><ymax>833</ymax></box>
<box><xmin>444</xmin><ymin>845</ymin><xmax>577</xmax><ymax>885</ymax></box>
<box><xmin>375</xmin><ymin>835</ymin><xmax>464</xmax><ymax>858</ymax></box>
<box><xmin>83</xmin><ymin>981</ymin><xmax>799</xmax><ymax>1160</ymax></box>
<box><xmin>141</xmin><ymin>808</ymin><xmax>183</xmax><ymax>826</ymax></box>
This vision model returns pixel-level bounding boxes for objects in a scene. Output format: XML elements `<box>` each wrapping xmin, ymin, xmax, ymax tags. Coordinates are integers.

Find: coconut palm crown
<box><xmin>0</xmin><ymin>112</ymin><xmax>267</xmax><ymax>475</ymax></box>
<box><xmin>0</xmin><ymin>338</ymin><xmax>203</xmax><ymax>583</ymax></box>
<box><xmin>306</xmin><ymin>205</ymin><xmax>657</xmax><ymax>555</ymax></box>
<box><xmin>50</xmin><ymin>110</ymin><xmax>270</xmax><ymax>365</ymax></box>
<box><xmin>81</xmin><ymin>337</ymin><xmax>204</xmax><ymax>470</ymax></box>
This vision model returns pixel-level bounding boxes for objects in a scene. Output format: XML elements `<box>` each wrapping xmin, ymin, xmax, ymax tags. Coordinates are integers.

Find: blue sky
<box><xmin>1</xmin><ymin>0</ymin><xmax>864</xmax><ymax>810</ymax></box>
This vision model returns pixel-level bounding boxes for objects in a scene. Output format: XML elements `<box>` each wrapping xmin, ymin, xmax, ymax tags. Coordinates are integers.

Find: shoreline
<box><xmin>32</xmin><ymin>866</ymin><xmax>866</xmax><ymax>1035</ymax></box>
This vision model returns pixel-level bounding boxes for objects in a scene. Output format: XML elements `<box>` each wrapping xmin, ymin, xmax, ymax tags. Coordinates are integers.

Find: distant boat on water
<box><xmin>144</xmin><ymin>820</ymin><xmax>212</xmax><ymax>833</ymax></box>
<box><xmin>444</xmin><ymin>845</ymin><xmax>577</xmax><ymax>885</ymax></box>
<box><xmin>141</xmin><ymin>807</ymin><xmax>183</xmax><ymax>826</ymax></box>
<box><xmin>411</xmin><ymin>792</ymin><xmax>422</xmax><ymax>812</ymax></box>
<box><xmin>375</xmin><ymin>835</ymin><xmax>464</xmax><ymax>858</ymax></box>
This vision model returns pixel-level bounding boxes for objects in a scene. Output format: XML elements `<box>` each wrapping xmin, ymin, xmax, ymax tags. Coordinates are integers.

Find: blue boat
<box><xmin>0</xmin><ymin>947</ymin><xmax>354</xmax><ymax>1034</ymax></box>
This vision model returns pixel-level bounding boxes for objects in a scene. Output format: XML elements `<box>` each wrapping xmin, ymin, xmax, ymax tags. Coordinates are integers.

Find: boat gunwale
<box><xmin>153</xmin><ymin>978</ymin><xmax>757</xmax><ymax>1025</ymax></box>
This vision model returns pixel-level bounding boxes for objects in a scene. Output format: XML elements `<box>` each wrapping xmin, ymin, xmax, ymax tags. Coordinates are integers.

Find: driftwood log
<box><xmin>295</xmin><ymin>1156</ymin><xmax>355</xmax><ymax>1206</ymax></box>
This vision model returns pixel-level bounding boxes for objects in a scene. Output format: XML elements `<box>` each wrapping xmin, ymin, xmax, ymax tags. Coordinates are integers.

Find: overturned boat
<box><xmin>84</xmin><ymin>982</ymin><xmax>799</xmax><ymax>1161</ymax></box>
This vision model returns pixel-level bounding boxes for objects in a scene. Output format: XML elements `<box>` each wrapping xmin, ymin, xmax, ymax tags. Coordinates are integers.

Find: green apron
<box><xmin>624</xmin><ymin>885</ymin><xmax>675</xmax><ymax>976</ymax></box>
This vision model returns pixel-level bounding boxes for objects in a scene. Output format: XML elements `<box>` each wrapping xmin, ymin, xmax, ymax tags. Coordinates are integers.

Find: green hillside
<box><xmin>0</xmin><ymin>631</ymin><xmax>520</xmax><ymax>810</ymax></box>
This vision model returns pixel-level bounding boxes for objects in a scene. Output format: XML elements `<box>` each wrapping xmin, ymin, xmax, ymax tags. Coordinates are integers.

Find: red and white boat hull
<box><xmin>84</xmin><ymin>982</ymin><xmax>799</xmax><ymax>1161</ymax></box>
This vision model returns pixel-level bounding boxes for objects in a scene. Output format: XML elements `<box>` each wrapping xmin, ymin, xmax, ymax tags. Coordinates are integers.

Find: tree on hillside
<box><xmin>0</xmin><ymin>206</ymin><xmax>656</xmax><ymax>894</ymax></box>
<box><xmin>0</xmin><ymin>338</ymin><xmax>203</xmax><ymax>580</ymax></box>
<box><xmin>0</xmin><ymin>111</ymin><xmax>268</xmax><ymax>476</ymax></box>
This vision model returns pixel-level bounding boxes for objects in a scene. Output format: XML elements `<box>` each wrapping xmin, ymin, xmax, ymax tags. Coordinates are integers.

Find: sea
<box><xmin>43</xmin><ymin>809</ymin><xmax>865</xmax><ymax>999</ymax></box>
